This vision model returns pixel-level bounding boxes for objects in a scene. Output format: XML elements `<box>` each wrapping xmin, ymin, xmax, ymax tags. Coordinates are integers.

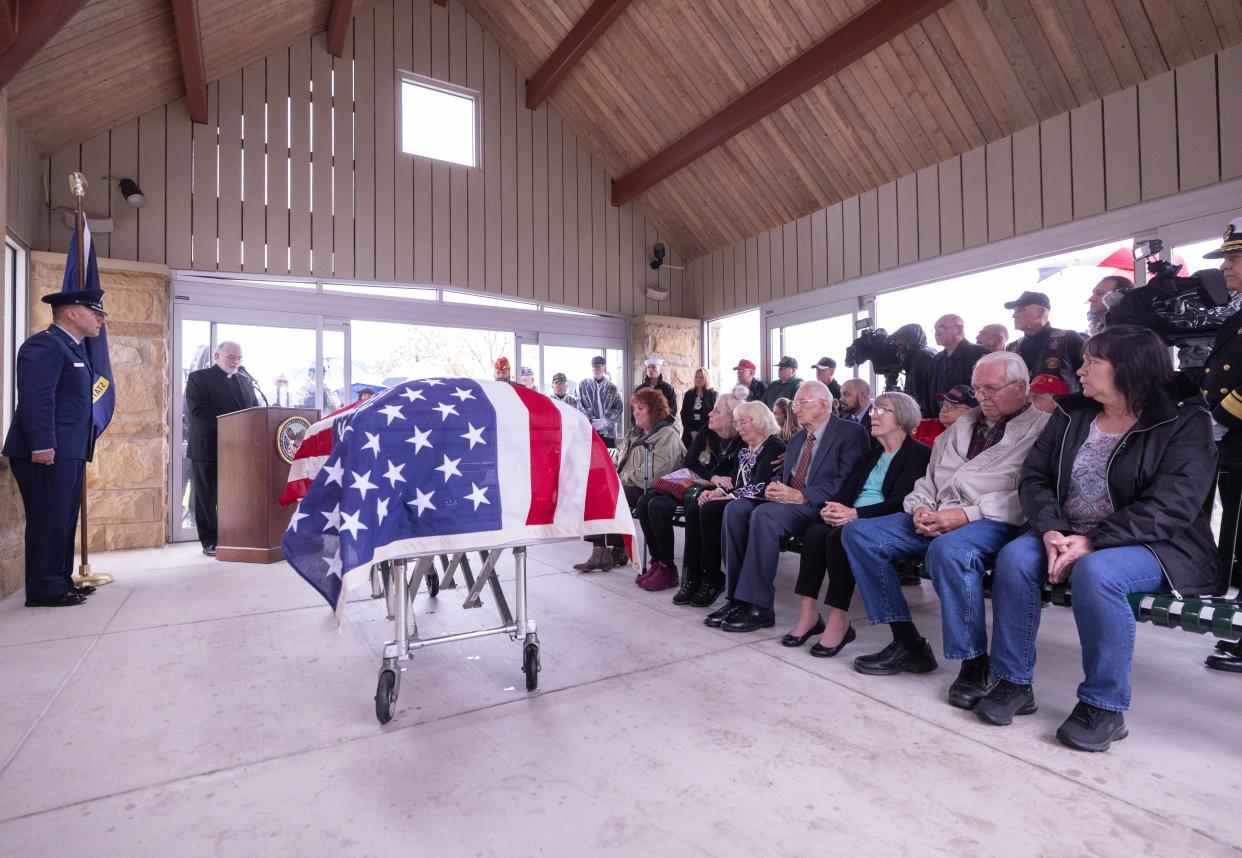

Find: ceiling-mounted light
<box><xmin>645</xmin><ymin>283</ymin><xmax>670</xmax><ymax>301</ymax></box>
<box><xmin>117</xmin><ymin>177</ymin><xmax>146</xmax><ymax>207</ymax></box>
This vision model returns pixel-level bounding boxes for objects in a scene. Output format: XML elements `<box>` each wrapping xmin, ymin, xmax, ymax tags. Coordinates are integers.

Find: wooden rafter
<box><xmin>0</xmin><ymin>0</ymin><xmax>91</xmax><ymax>91</ymax></box>
<box><xmin>327</xmin><ymin>0</ymin><xmax>355</xmax><ymax>58</ymax></box>
<box><xmin>611</xmin><ymin>0</ymin><xmax>953</xmax><ymax>206</ymax></box>
<box><xmin>170</xmin><ymin>0</ymin><xmax>208</xmax><ymax>124</ymax></box>
<box><xmin>0</xmin><ymin>0</ymin><xmax>17</xmax><ymax>52</ymax></box>
<box><xmin>525</xmin><ymin>0</ymin><xmax>631</xmax><ymax>110</ymax></box>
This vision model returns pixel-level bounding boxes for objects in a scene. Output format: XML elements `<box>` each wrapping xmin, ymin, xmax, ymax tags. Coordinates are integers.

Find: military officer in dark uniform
<box><xmin>185</xmin><ymin>340</ymin><xmax>258</xmax><ymax>556</ymax></box>
<box><xmin>1196</xmin><ymin>218</ymin><xmax>1242</xmax><ymax>673</ymax></box>
<box><xmin>1005</xmin><ymin>290</ymin><xmax>1085</xmax><ymax>392</ymax></box>
<box><xmin>2</xmin><ymin>289</ymin><xmax>108</xmax><ymax>607</ymax></box>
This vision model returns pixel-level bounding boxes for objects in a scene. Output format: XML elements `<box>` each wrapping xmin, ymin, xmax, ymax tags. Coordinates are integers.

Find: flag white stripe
<box><xmin>552</xmin><ymin>399</ymin><xmax>590</xmax><ymax>523</ymax></box>
<box><xmin>480</xmin><ymin>381</ymin><xmax>532</xmax><ymax>529</ymax></box>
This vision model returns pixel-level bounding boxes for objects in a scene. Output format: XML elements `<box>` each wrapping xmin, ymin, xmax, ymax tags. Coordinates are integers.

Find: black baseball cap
<box><xmin>937</xmin><ymin>384</ymin><xmax>978</xmax><ymax>408</ymax></box>
<box><xmin>815</xmin><ymin>356</ymin><xmax>836</xmax><ymax>369</ymax></box>
<box><xmin>776</xmin><ymin>356</ymin><xmax>798</xmax><ymax>369</ymax></box>
<box><xmin>1004</xmin><ymin>291</ymin><xmax>1051</xmax><ymax>310</ymax></box>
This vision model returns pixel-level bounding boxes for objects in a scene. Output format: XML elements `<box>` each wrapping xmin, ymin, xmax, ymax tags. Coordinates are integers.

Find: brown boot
<box><xmin>573</xmin><ymin>545</ymin><xmax>609</xmax><ymax>572</ymax></box>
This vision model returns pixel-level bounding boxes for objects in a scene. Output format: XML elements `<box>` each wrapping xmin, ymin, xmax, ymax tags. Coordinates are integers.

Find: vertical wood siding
<box><xmin>686</xmin><ymin>45</ymin><xmax>1240</xmax><ymax>320</ymax></box>
<box><xmin>33</xmin><ymin>0</ymin><xmax>683</xmax><ymax>317</ymax></box>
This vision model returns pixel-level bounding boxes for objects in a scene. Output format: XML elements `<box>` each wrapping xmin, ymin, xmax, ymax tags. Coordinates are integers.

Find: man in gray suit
<box><xmin>719</xmin><ymin>379</ymin><xmax>871</xmax><ymax>631</ymax></box>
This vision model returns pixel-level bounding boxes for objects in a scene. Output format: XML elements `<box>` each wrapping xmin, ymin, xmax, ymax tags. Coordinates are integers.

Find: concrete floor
<box><xmin>1</xmin><ymin>537</ymin><xmax>1240</xmax><ymax>857</ymax></box>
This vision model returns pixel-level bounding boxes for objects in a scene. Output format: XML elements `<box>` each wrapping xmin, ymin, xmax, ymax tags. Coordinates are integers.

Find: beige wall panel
<box><xmin>333</xmin><ymin>36</ymin><xmax>355</xmax><ymax>279</ymax></box>
<box><xmin>164</xmin><ymin>100</ymin><xmax>192</xmax><ymax>268</ymax></box>
<box><xmin>643</xmin><ymin>218</ymin><xmax>661</xmax><ymax>316</ymax></box>
<box><xmin>1040</xmin><ymin>114</ymin><xmax>1072</xmax><ymax>227</ymax></box>
<box><xmin>1176</xmin><ymin>55</ymin><xmax>1219</xmax><ymax>191</ymax></box>
<box><xmin>735</xmin><ymin>240</ymin><xmax>748</xmax><ymax>308</ymax></box>
<box><xmin>1011</xmin><ymin>124</ymin><xmax>1041</xmax><ymax>234</ymax></box>
<box><xmin>618</xmin><ymin>202</ymin><xmax>633</xmax><ymax>316</ymax></box>
<box><xmin>1222</xmin><ymin>45</ymin><xmax>1242</xmax><ymax>180</ymax></box>
<box><xmin>515</xmin><ymin>72</ymin><xmax>535</xmax><ymax>300</ymax></box>
<box><xmin>721</xmin><ymin>240</ymin><xmax>735</xmax><ymax>312</ymax></box>
<box><xmin>593</xmin><ymin>160</ymin><xmax>608</xmax><ymax>311</ymax></box>
<box><xmin>878</xmin><ymin>181</ymin><xmax>898</xmax><ymax>267</ymax></box>
<box><xmin>746</xmin><ymin>234</ymin><xmax>760</xmax><ymax>306</ymax></box>
<box><xmin>1070</xmin><ymin>102</ymin><xmax>1105</xmax><ymax>218</ymax></box>
<box><xmin>782</xmin><ymin>220</ymin><xmax>798</xmax><ymax>297</ymax></box>
<box><xmin>559</xmin><ymin>118</ymin><xmax>577</xmax><ymax>305</ymax></box>
<box><xmin>916</xmin><ymin>166</ymin><xmax>939</xmax><ymax>259</ymax></box>
<box><xmin>242</xmin><ymin>60</ymin><xmax>267</xmax><ymax>273</ymax></box>
<box><xmin>49</xmin><ymin>145</ymin><xmax>78</xmax><ymax>253</ymax></box>
<box><xmin>216</xmin><ymin>70</ymin><xmax>242</xmax><ymax>272</ymax></box>
<box><xmin>502</xmin><ymin>42</ymin><xmax>520</xmax><ymax>296</ymax></box>
<box><xmin>757</xmin><ymin>226</ymin><xmax>771</xmax><ymax>303</ymax></box>
<box><xmin>484</xmin><ymin>28</ymin><xmax>502</xmax><ymax>293</ymax></box>
<box><xmin>353</xmin><ymin>16</ymin><xmax>376</xmax><ymax>281</ymax></box>
<box><xmin>938</xmin><ymin>158</ymin><xmax>963</xmax><ymax>254</ymax></box>
<box><xmin>826</xmin><ymin>202</ymin><xmax>844</xmax><ymax>285</ymax></box>
<box><xmin>373</xmin><ymin>2</ymin><xmax>395</xmax><ymax>282</ymax></box>
<box><xmin>266</xmin><ymin>50</ymin><xmax>291</xmax><ymax>276</ymax></box>
<box><xmin>961</xmin><ymin>146</ymin><xmax>987</xmax><ymax>248</ymax></box>
<box><xmin>859</xmin><ymin>189</ymin><xmax>879</xmax><ymax>275</ymax></box>
<box><xmin>449</xmin><ymin>1</ymin><xmax>469</xmax><ymax>289</ymax></box>
<box><xmin>1138</xmin><ymin>71</ymin><xmax>1177</xmax><ymax>201</ymax></box>
<box><xmin>532</xmin><ymin>105</ymin><xmax>549</xmax><ymax>302</ymax></box>
<box><xmin>467</xmin><ymin>14</ymin><xmax>488</xmax><ymax>292</ymax></box>
<box><xmin>108</xmin><ymin>119</ymin><xmax>138</xmax><ymax>261</ymax></box>
<box><xmin>575</xmin><ymin>142</ymin><xmax>592</xmax><ymax>305</ymax></box>
<box><xmin>289</xmin><ymin>40</ymin><xmax>312</xmax><ymax>276</ymax></box>
<box><xmin>412</xmin><ymin>0</ymin><xmax>433</xmax><ymax>284</ymax></box>
<box><xmin>192</xmin><ymin>82</ymin><xmax>219</xmax><ymax>270</ymax></box>
<box><xmin>310</xmin><ymin>35</ymin><xmax>333</xmax><ymax>278</ymax></box>
<box><xmin>797</xmin><ymin>214</ymin><xmax>813</xmax><ymax>292</ymax></box>
<box><xmin>842</xmin><ymin>195</ymin><xmax>861</xmax><ymax>280</ymax></box>
<box><xmin>545</xmin><ymin>106</ymin><xmax>563</xmax><ymax>305</ymax></box>
<box><xmin>769</xmin><ymin>226</ymin><xmax>784</xmax><ymax>301</ymax></box>
<box><xmin>896</xmin><ymin>174</ymin><xmax>917</xmax><ymax>265</ymax></box>
<box><xmin>431</xmin><ymin>0</ymin><xmax>452</xmax><ymax>287</ymax></box>
<box><xmin>604</xmin><ymin>164</ymin><xmax>619</xmax><ymax>313</ymax></box>
<box><xmin>81</xmin><ymin>132</ymin><xmax>111</xmax><ymax>259</ymax></box>
<box><xmin>810</xmin><ymin>208</ymin><xmax>827</xmax><ymax>289</ymax></box>
<box><xmin>1102</xmin><ymin>86</ymin><xmax>1140</xmax><ymax>210</ymax></box>
<box><xmin>985</xmin><ymin>138</ymin><xmax>1014</xmax><ymax>241</ymax></box>
<box><xmin>393</xmin><ymin>1</ymin><xmax>414</xmax><ymax>282</ymax></box>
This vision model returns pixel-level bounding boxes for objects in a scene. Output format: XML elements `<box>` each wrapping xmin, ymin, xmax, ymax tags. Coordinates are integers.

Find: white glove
<box><xmin>591</xmin><ymin>418</ymin><xmax>610</xmax><ymax>432</ymax></box>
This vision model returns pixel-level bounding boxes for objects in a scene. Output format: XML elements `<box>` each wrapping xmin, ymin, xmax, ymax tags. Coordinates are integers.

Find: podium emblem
<box><xmin>276</xmin><ymin>416</ymin><xmax>312</xmax><ymax>464</ymax></box>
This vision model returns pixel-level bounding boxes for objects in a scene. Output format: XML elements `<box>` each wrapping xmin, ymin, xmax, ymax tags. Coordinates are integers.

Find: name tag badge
<box><xmin>73</xmin><ymin>362</ymin><xmax>85</xmax><ymax>367</ymax></box>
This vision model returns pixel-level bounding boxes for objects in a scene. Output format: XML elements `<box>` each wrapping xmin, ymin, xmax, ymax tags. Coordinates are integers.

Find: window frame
<box><xmin>2</xmin><ymin>235</ymin><xmax>28</xmax><ymax>441</ymax></box>
<box><xmin>396</xmin><ymin>69</ymin><xmax>482</xmax><ymax>169</ymax></box>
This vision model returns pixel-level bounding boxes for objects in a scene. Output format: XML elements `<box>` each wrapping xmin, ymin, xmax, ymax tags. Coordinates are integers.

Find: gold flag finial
<box><xmin>68</xmin><ymin>172</ymin><xmax>88</xmax><ymax>198</ymax></box>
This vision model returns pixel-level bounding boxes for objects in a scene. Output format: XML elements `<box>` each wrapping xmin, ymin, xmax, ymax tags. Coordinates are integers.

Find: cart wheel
<box><xmin>375</xmin><ymin>670</ymin><xmax>398</xmax><ymax>724</ymax></box>
<box><xmin>426</xmin><ymin>571</ymin><xmax>440</xmax><ymax>598</ymax></box>
<box><xmin>522</xmin><ymin>643</ymin><xmax>540</xmax><ymax>691</ymax></box>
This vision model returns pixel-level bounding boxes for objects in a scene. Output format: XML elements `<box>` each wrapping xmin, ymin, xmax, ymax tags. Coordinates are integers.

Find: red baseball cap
<box><xmin>733</xmin><ymin>359</ymin><xmax>756</xmax><ymax>372</ymax></box>
<box><xmin>1030</xmin><ymin>373</ymin><xmax>1069</xmax><ymax>395</ymax></box>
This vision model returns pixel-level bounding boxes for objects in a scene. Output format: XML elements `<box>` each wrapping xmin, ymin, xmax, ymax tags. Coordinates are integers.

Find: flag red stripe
<box><xmin>512</xmin><ymin>385</ymin><xmax>563</xmax><ymax>525</ymax></box>
<box><xmin>583</xmin><ymin>433</ymin><xmax>621</xmax><ymax>522</ymax></box>
<box><xmin>296</xmin><ymin>427</ymin><xmax>334</xmax><ymax>459</ymax></box>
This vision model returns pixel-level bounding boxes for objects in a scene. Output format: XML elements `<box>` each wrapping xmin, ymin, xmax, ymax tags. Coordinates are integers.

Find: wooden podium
<box><xmin>217</xmin><ymin>406</ymin><xmax>318</xmax><ymax>563</ymax></box>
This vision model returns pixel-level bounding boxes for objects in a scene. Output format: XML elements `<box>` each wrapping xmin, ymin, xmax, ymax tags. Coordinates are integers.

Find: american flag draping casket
<box><xmin>281</xmin><ymin>378</ymin><xmax>633</xmax><ymax>617</ymax></box>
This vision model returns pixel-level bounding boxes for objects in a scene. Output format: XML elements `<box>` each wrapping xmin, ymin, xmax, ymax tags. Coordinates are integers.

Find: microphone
<box><xmin>237</xmin><ymin>366</ymin><xmax>269</xmax><ymax>406</ymax></box>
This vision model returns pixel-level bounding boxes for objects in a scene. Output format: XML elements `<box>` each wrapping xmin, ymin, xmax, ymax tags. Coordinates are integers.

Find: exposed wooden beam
<box><xmin>0</xmin><ymin>0</ymin><xmax>91</xmax><ymax>91</ymax></box>
<box><xmin>611</xmin><ymin>0</ymin><xmax>953</xmax><ymax>206</ymax></box>
<box><xmin>525</xmin><ymin>0</ymin><xmax>631</xmax><ymax>110</ymax></box>
<box><xmin>433</xmin><ymin>0</ymin><xmax>447</xmax><ymax>6</ymax></box>
<box><xmin>327</xmin><ymin>0</ymin><xmax>355</xmax><ymax>58</ymax></box>
<box><xmin>0</xmin><ymin>0</ymin><xmax>17</xmax><ymax>53</ymax></box>
<box><xmin>170</xmin><ymin>0</ymin><xmax>208</xmax><ymax>124</ymax></box>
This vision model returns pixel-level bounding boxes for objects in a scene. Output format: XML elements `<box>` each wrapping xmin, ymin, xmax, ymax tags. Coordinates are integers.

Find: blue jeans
<box><xmin>990</xmin><ymin>531</ymin><xmax>1166</xmax><ymax>712</ymax></box>
<box><xmin>842</xmin><ymin>512</ymin><xmax>1018</xmax><ymax>659</ymax></box>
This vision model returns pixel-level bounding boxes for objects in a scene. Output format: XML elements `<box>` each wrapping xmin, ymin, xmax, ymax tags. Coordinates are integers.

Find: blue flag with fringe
<box><xmin>61</xmin><ymin>220</ymin><xmax>114</xmax><ymax>436</ymax></box>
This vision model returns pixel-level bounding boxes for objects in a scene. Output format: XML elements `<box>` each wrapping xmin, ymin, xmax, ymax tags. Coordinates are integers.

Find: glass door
<box><xmin>765</xmin><ymin>297</ymin><xmax>867</xmax><ymax>388</ymax></box>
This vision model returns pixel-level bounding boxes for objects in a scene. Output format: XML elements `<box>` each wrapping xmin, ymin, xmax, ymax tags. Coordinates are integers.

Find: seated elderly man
<box><xmin>719</xmin><ymin>380</ymin><xmax>871</xmax><ymax>632</ymax></box>
<box><xmin>841</xmin><ymin>351</ymin><xmax>1049</xmax><ymax>710</ymax></box>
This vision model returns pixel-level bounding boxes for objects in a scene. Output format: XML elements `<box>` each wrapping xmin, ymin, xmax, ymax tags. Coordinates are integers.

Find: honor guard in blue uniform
<box><xmin>2</xmin><ymin>289</ymin><xmax>108</xmax><ymax>607</ymax></box>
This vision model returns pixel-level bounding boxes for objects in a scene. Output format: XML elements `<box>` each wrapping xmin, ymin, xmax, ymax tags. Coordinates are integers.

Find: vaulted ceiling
<box><xmin>462</xmin><ymin>0</ymin><xmax>1242</xmax><ymax>258</ymax></box>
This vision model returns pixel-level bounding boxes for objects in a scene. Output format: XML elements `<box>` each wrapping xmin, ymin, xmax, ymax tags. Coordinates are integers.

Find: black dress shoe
<box><xmin>781</xmin><ymin>614</ymin><xmax>826</xmax><ymax>647</ymax></box>
<box><xmin>704</xmin><ymin>599</ymin><xmax>741</xmax><ymax>628</ymax></box>
<box><xmin>809</xmin><ymin>624</ymin><xmax>856</xmax><ymax>658</ymax></box>
<box><xmin>689</xmin><ymin>580</ymin><xmax>725</xmax><ymax>608</ymax></box>
<box><xmin>71</xmin><ymin>584</ymin><xmax>97</xmax><ymax>596</ymax></box>
<box><xmin>948</xmin><ymin>659</ymin><xmax>997</xmax><ymax>710</ymax></box>
<box><xmin>1214</xmin><ymin>638</ymin><xmax>1242</xmax><ymax>656</ymax></box>
<box><xmin>672</xmin><ymin>578</ymin><xmax>701</xmax><ymax>606</ymax></box>
<box><xmin>1205</xmin><ymin>650</ymin><xmax>1242</xmax><ymax>673</ymax></box>
<box><xmin>975</xmin><ymin>679</ymin><xmax>1037</xmax><ymax>725</ymax></box>
<box><xmin>721</xmin><ymin>604</ymin><xmax>776</xmax><ymax>633</ymax></box>
<box><xmin>898</xmin><ymin>572</ymin><xmax>922</xmax><ymax>587</ymax></box>
<box><xmin>203</xmin><ymin>545</ymin><xmax>217</xmax><ymax>557</ymax></box>
<box><xmin>853</xmin><ymin>639</ymin><xmax>938</xmax><ymax>675</ymax></box>
<box><xmin>1056</xmin><ymin>701</ymin><xmax>1128</xmax><ymax>752</ymax></box>
<box><xmin>25</xmin><ymin>593</ymin><xmax>88</xmax><ymax>607</ymax></box>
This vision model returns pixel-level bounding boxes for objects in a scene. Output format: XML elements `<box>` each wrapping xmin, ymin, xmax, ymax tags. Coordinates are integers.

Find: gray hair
<box><xmin>842</xmin><ymin>377</ymin><xmax>870</xmax><ymax>397</ymax></box>
<box><xmin>715</xmin><ymin>391</ymin><xmax>744</xmax><ymax>416</ymax></box>
<box><xmin>215</xmin><ymin>340</ymin><xmax>241</xmax><ymax>355</ymax></box>
<box><xmin>874</xmin><ymin>391</ymin><xmax>922</xmax><ymax>434</ymax></box>
<box><xmin>733</xmin><ymin>399</ymin><xmax>781</xmax><ymax>437</ymax></box>
<box><xmin>795</xmin><ymin>378</ymin><xmax>833</xmax><ymax>406</ymax></box>
<box><xmin>974</xmin><ymin>350</ymin><xmax>1029</xmax><ymax>388</ymax></box>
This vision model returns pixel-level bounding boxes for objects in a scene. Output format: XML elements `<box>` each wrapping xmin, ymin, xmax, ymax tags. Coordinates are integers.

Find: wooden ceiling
<box><xmin>461</xmin><ymin>0</ymin><xmax>1242</xmax><ymax>258</ymax></box>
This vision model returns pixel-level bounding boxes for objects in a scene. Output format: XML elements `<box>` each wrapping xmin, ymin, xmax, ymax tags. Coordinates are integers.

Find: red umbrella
<box><xmin>1097</xmin><ymin>246</ymin><xmax>1187</xmax><ymax>278</ymax></box>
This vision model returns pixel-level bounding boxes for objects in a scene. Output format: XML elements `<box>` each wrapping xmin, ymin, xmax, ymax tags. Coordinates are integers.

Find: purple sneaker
<box><xmin>640</xmin><ymin>562</ymin><xmax>680</xmax><ymax>592</ymax></box>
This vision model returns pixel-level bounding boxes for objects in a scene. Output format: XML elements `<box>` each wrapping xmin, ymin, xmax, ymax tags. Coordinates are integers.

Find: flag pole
<box><xmin>69</xmin><ymin>172</ymin><xmax>112</xmax><ymax>588</ymax></box>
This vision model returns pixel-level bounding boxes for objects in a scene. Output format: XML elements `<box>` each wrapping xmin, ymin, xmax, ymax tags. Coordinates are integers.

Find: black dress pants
<box><xmin>636</xmin><ymin>490</ymin><xmax>678</xmax><ymax>566</ymax></box>
<box><xmin>684</xmin><ymin>498</ymin><xmax>729</xmax><ymax>588</ymax></box>
<box><xmin>794</xmin><ymin>521</ymin><xmax>856</xmax><ymax>612</ymax></box>
<box><xmin>10</xmin><ymin>455</ymin><xmax>85</xmax><ymax>599</ymax></box>
<box><xmin>190</xmin><ymin>458</ymin><xmax>218</xmax><ymax>549</ymax></box>
<box><xmin>588</xmin><ymin>484</ymin><xmax>643</xmax><ymax>549</ymax></box>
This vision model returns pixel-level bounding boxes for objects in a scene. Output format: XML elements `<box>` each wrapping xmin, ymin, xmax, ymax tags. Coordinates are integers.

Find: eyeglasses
<box><xmin>871</xmin><ymin>406</ymin><xmax>893</xmax><ymax>417</ymax></box>
<box><xmin>734</xmin><ymin>418</ymin><xmax>753</xmax><ymax>427</ymax></box>
<box><xmin>968</xmin><ymin>380</ymin><xmax>1020</xmax><ymax>400</ymax></box>
<box><xmin>791</xmin><ymin>398</ymin><xmax>820</xmax><ymax>408</ymax></box>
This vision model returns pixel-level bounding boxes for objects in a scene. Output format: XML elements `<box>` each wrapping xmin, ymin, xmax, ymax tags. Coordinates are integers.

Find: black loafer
<box><xmin>853</xmin><ymin>639</ymin><xmax>938</xmax><ymax>675</ymax></box>
<box><xmin>690</xmin><ymin>580</ymin><xmax>725</xmax><ymax>608</ymax></box>
<box><xmin>71</xmin><ymin>584</ymin><xmax>97</xmax><ymax>596</ymax></box>
<box><xmin>974</xmin><ymin>679</ymin><xmax>1037</xmax><ymax>725</ymax></box>
<box><xmin>948</xmin><ymin>659</ymin><xmax>997</xmax><ymax>710</ymax></box>
<box><xmin>1056</xmin><ymin>701</ymin><xmax>1128</xmax><ymax>752</ymax></box>
<box><xmin>25</xmin><ymin>592</ymin><xmax>88</xmax><ymax>608</ymax></box>
<box><xmin>1205</xmin><ymin>651</ymin><xmax>1242</xmax><ymax>673</ymax></box>
<box><xmin>721</xmin><ymin>604</ymin><xmax>776</xmax><ymax>633</ymax></box>
<box><xmin>704</xmin><ymin>599</ymin><xmax>741</xmax><ymax>628</ymax></box>
<box><xmin>781</xmin><ymin>614</ymin><xmax>825</xmax><ymax>647</ymax></box>
<box><xmin>809</xmin><ymin>624</ymin><xmax>856</xmax><ymax>658</ymax></box>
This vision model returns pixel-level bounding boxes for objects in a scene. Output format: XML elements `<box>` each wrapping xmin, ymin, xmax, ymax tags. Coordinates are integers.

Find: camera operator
<box><xmin>1198</xmin><ymin>218</ymin><xmax>1242</xmax><ymax>674</ymax></box>
<box><xmin>890</xmin><ymin>323</ymin><xmax>937</xmax><ymax>418</ymax></box>
<box><xmin>1005</xmin><ymin>290</ymin><xmax>1084</xmax><ymax>392</ymax></box>
<box><xmin>1086</xmin><ymin>275</ymin><xmax>1133</xmax><ymax>338</ymax></box>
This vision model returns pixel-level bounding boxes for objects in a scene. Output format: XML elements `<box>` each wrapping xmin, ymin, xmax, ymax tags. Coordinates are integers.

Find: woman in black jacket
<box><xmin>680</xmin><ymin>367</ymin><xmax>717</xmax><ymax>447</ymax></box>
<box><xmin>782</xmin><ymin>391</ymin><xmax>931</xmax><ymax>656</ymax></box>
<box><xmin>980</xmin><ymin>325</ymin><xmax>1219</xmax><ymax>752</ymax></box>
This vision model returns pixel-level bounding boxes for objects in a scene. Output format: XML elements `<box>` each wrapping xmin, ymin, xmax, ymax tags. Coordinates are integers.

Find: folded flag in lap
<box><xmin>282</xmin><ymin>378</ymin><xmax>633</xmax><ymax>618</ymax></box>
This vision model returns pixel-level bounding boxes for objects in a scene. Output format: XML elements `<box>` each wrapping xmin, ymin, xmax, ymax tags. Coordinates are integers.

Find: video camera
<box><xmin>844</xmin><ymin>321</ymin><xmax>904</xmax><ymax>391</ymax></box>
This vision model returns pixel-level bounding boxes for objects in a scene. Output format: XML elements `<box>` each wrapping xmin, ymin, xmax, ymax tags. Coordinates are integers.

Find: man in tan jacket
<box><xmin>841</xmin><ymin>351</ymin><xmax>1048</xmax><ymax>710</ymax></box>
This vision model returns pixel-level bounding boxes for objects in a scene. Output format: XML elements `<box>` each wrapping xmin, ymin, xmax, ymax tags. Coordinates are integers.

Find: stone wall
<box><xmin>629</xmin><ymin>314</ymin><xmax>702</xmax><ymax>423</ymax></box>
<box><xmin>27</xmin><ymin>253</ymin><xmax>171</xmax><ymax>555</ymax></box>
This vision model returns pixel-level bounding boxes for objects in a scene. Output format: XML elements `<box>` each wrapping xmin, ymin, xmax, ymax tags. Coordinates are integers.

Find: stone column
<box><xmin>629</xmin><ymin>314</ymin><xmax>702</xmax><ymax>429</ymax></box>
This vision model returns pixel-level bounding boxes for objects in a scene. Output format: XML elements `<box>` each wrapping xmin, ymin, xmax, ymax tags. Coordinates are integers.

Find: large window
<box><xmin>349</xmin><ymin>319</ymin><xmax>513</xmax><ymax>391</ymax></box>
<box><xmin>400</xmin><ymin>74</ymin><xmax>479</xmax><ymax>168</ymax></box>
<box><xmin>706</xmin><ymin>309</ymin><xmax>760</xmax><ymax>393</ymax></box>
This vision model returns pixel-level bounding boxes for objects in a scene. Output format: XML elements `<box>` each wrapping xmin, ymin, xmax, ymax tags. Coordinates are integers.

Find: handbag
<box><xmin>651</xmin><ymin>475</ymin><xmax>697</xmax><ymax>501</ymax></box>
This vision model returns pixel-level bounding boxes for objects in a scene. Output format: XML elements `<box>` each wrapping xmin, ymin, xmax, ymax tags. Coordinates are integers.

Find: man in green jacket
<box><xmin>763</xmin><ymin>356</ymin><xmax>803</xmax><ymax>408</ymax></box>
